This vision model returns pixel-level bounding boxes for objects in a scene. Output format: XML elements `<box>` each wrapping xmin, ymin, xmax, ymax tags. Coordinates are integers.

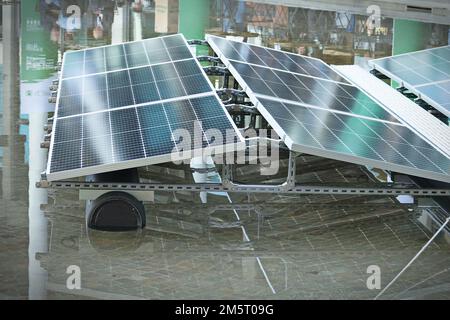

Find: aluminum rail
<box><xmin>36</xmin><ymin>180</ymin><xmax>450</xmax><ymax>196</ymax></box>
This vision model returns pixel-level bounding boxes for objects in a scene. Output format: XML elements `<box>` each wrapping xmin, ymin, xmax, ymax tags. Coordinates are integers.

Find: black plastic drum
<box><xmin>85</xmin><ymin>169</ymin><xmax>146</xmax><ymax>231</ymax></box>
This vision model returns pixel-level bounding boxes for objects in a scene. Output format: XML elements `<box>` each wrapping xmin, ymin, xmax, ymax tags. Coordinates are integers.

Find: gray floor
<box><xmin>2</xmin><ymin>150</ymin><xmax>450</xmax><ymax>300</ymax></box>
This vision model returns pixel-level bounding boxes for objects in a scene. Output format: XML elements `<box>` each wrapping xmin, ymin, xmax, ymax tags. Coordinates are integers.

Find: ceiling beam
<box><xmin>247</xmin><ymin>0</ymin><xmax>450</xmax><ymax>25</ymax></box>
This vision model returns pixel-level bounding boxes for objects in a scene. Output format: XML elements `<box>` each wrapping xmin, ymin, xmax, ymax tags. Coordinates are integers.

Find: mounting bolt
<box><xmin>40</xmin><ymin>141</ymin><xmax>50</xmax><ymax>148</ymax></box>
<box><xmin>40</xmin><ymin>171</ymin><xmax>48</xmax><ymax>180</ymax></box>
<box><xmin>36</xmin><ymin>179</ymin><xmax>50</xmax><ymax>188</ymax></box>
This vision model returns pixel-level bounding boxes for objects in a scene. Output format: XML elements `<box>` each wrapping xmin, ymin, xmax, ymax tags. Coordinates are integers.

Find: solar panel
<box><xmin>369</xmin><ymin>46</ymin><xmax>450</xmax><ymax>118</ymax></box>
<box><xmin>47</xmin><ymin>34</ymin><xmax>244</xmax><ymax>181</ymax></box>
<box><xmin>207</xmin><ymin>34</ymin><xmax>351</xmax><ymax>84</ymax></box>
<box><xmin>207</xmin><ymin>35</ymin><xmax>450</xmax><ymax>183</ymax></box>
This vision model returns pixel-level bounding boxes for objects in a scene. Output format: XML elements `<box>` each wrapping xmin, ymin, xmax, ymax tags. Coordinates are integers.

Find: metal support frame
<box><xmin>370</xmin><ymin>68</ymin><xmax>449</xmax><ymax>124</ymax></box>
<box><xmin>221</xmin><ymin>150</ymin><xmax>296</xmax><ymax>192</ymax></box>
<box><xmin>36</xmin><ymin>180</ymin><xmax>450</xmax><ymax>196</ymax></box>
<box><xmin>202</xmin><ymin>66</ymin><xmax>230</xmax><ymax>76</ymax></box>
<box><xmin>196</xmin><ymin>55</ymin><xmax>222</xmax><ymax>63</ymax></box>
<box><xmin>39</xmin><ymin>37</ymin><xmax>450</xmax><ymax>198</ymax></box>
<box><xmin>233</xmin><ymin>78</ymin><xmax>240</xmax><ymax>89</ymax></box>
<box><xmin>224</xmin><ymin>73</ymin><xmax>230</xmax><ymax>88</ymax></box>
<box><xmin>224</xmin><ymin>104</ymin><xmax>259</xmax><ymax>115</ymax></box>
<box><xmin>36</xmin><ymin>146</ymin><xmax>450</xmax><ymax>197</ymax></box>
<box><xmin>222</xmin><ymin>162</ymin><xmax>233</xmax><ymax>187</ymax></box>
<box><xmin>216</xmin><ymin>88</ymin><xmax>248</xmax><ymax>105</ymax></box>
<box><xmin>187</xmin><ymin>39</ymin><xmax>208</xmax><ymax>46</ymax></box>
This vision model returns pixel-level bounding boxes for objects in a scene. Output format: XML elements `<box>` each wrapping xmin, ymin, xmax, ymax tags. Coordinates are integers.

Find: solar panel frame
<box><xmin>334</xmin><ymin>65</ymin><xmax>450</xmax><ymax>157</ymax></box>
<box><xmin>46</xmin><ymin>34</ymin><xmax>245</xmax><ymax>181</ymax></box>
<box><xmin>207</xmin><ymin>34</ymin><xmax>450</xmax><ymax>183</ymax></box>
<box><xmin>369</xmin><ymin>45</ymin><xmax>450</xmax><ymax>118</ymax></box>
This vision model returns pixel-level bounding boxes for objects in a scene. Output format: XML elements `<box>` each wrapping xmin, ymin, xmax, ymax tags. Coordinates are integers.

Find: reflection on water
<box><xmin>1</xmin><ymin>0</ymin><xmax>450</xmax><ymax>300</ymax></box>
<box><xmin>36</xmin><ymin>172</ymin><xmax>450</xmax><ymax>299</ymax></box>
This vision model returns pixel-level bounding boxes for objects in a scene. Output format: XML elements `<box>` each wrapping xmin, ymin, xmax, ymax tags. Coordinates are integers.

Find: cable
<box><xmin>374</xmin><ymin>217</ymin><xmax>450</xmax><ymax>300</ymax></box>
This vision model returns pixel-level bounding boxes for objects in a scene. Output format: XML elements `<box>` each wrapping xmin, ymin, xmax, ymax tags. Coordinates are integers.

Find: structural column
<box><xmin>178</xmin><ymin>0</ymin><xmax>210</xmax><ymax>55</ymax></box>
<box><xmin>2</xmin><ymin>2</ymin><xmax>21</xmax><ymax>201</ymax></box>
<box><xmin>392</xmin><ymin>19</ymin><xmax>432</xmax><ymax>55</ymax></box>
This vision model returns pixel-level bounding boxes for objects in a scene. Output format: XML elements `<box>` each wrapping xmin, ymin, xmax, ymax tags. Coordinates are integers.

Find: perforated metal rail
<box><xmin>36</xmin><ymin>180</ymin><xmax>450</xmax><ymax>196</ymax></box>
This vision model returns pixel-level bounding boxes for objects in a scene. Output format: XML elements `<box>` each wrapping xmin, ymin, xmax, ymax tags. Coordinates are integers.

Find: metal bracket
<box><xmin>40</xmin><ymin>141</ymin><xmax>50</xmax><ymax>149</ymax></box>
<box><xmin>202</xmin><ymin>66</ymin><xmax>230</xmax><ymax>76</ymax></box>
<box><xmin>222</xmin><ymin>163</ymin><xmax>234</xmax><ymax>189</ymax></box>
<box><xmin>224</xmin><ymin>104</ymin><xmax>259</xmax><ymax>115</ymax></box>
<box><xmin>187</xmin><ymin>39</ymin><xmax>208</xmax><ymax>46</ymax></box>
<box><xmin>216</xmin><ymin>88</ymin><xmax>246</xmax><ymax>97</ymax></box>
<box><xmin>196</xmin><ymin>55</ymin><xmax>221</xmax><ymax>63</ymax></box>
<box><xmin>222</xmin><ymin>150</ymin><xmax>297</xmax><ymax>192</ymax></box>
<box><xmin>282</xmin><ymin>150</ymin><xmax>297</xmax><ymax>191</ymax></box>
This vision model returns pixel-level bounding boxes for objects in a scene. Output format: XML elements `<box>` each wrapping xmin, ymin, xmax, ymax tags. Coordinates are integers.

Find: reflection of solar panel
<box><xmin>207</xmin><ymin>35</ymin><xmax>450</xmax><ymax>183</ymax></box>
<box><xmin>47</xmin><ymin>34</ymin><xmax>244</xmax><ymax>181</ymax></box>
<box><xmin>369</xmin><ymin>46</ymin><xmax>450</xmax><ymax>118</ymax></box>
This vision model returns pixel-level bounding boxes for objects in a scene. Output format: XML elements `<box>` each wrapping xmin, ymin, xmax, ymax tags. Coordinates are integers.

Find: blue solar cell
<box><xmin>50</xmin><ymin>140</ymin><xmax>81</xmax><ymax>172</ymax></box>
<box><xmin>84</xmin><ymin>58</ymin><xmax>106</xmax><ymax>75</ymax></box>
<box><xmin>112</xmin><ymin>130</ymin><xmax>145</xmax><ymax>162</ymax></box>
<box><xmin>126</xmin><ymin>53</ymin><xmax>149</xmax><ymax>68</ymax></box>
<box><xmin>64</xmin><ymin>51</ymin><xmax>84</xmax><ymax>64</ymax></box>
<box><xmin>110</xmin><ymin>108</ymin><xmax>139</xmax><ymax>134</ymax></box>
<box><xmin>84</xmin><ymin>74</ymin><xmax>107</xmax><ymax>92</ymax></box>
<box><xmin>137</xmin><ymin>103</ymin><xmax>168</xmax><ymax>129</ymax></box>
<box><xmin>156</xmin><ymin>78</ymin><xmax>186</xmax><ymax>100</ymax></box>
<box><xmin>58</xmin><ymin>95</ymin><xmax>83</xmax><ymax>117</ymax></box>
<box><xmin>163</xmin><ymin>35</ymin><xmax>186</xmax><ymax>48</ymax></box>
<box><xmin>61</xmin><ymin>78</ymin><xmax>83</xmax><ymax>96</ymax></box>
<box><xmin>202</xmin><ymin>116</ymin><xmax>239</xmax><ymax>146</ymax></box>
<box><xmin>108</xmin><ymin>86</ymin><xmax>134</xmax><ymax>108</ymax></box>
<box><xmin>147</xmin><ymin>49</ymin><xmax>171</xmax><ymax>65</ymax></box>
<box><xmin>107</xmin><ymin>70</ymin><xmax>131</xmax><ymax>89</ymax></box>
<box><xmin>171</xmin><ymin>120</ymin><xmax>209</xmax><ymax>149</ymax></box>
<box><xmin>174</xmin><ymin>59</ymin><xmax>202</xmax><ymax>77</ymax></box>
<box><xmin>168</xmin><ymin>46</ymin><xmax>193</xmax><ymax>61</ymax></box>
<box><xmin>181</xmin><ymin>75</ymin><xmax>211</xmax><ymax>95</ymax></box>
<box><xmin>141</xmin><ymin>126</ymin><xmax>176</xmax><ymax>156</ymax></box>
<box><xmin>82</xmin><ymin>90</ymin><xmax>109</xmax><ymax>113</ymax></box>
<box><xmin>124</xmin><ymin>41</ymin><xmax>146</xmax><ymax>55</ymax></box>
<box><xmin>82</xmin><ymin>135</ymin><xmax>114</xmax><ymax>167</ymax></box>
<box><xmin>132</xmin><ymin>82</ymin><xmax>160</xmax><ymax>104</ymax></box>
<box><xmin>85</xmin><ymin>47</ymin><xmax>104</xmax><ymax>61</ymax></box>
<box><xmin>54</xmin><ymin>116</ymin><xmax>82</xmax><ymax>143</ymax></box>
<box><xmin>143</xmin><ymin>37</ymin><xmax>164</xmax><ymax>52</ymax></box>
<box><xmin>190</xmin><ymin>96</ymin><xmax>228</xmax><ymax>120</ymax></box>
<box><xmin>129</xmin><ymin>67</ymin><xmax>154</xmax><ymax>85</ymax></box>
<box><xmin>62</xmin><ymin>63</ymin><xmax>84</xmax><ymax>78</ymax></box>
<box><xmin>106</xmin><ymin>54</ymin><xmax>127</xmax><ymax>71</ymax></box>
<box><xmin>82</xmin><ymin>112</ymin><xmax>111</xmax><ymax>138</ymax></box>
<box><xmin>163</xmin><ymin>100</ymin><xmax>197</xmax><ymax>124</ymax></box>
<box><xmin>105</xmin><ymin>44</ymin><xmax>125</xmax><ymax>57</ymax></box>
<box><xmin>152</xmin><ymin>63</ymin><xmax>179</xmax><ymax>81</ymax></box>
